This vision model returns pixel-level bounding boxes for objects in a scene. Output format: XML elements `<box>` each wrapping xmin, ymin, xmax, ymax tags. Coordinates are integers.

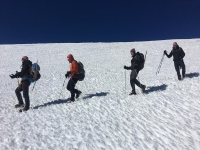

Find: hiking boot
<box><xmin>141</xmin><ymin>85</ymin><xmax>146</xmax><ymax>93</ymax></box>
<box><xmin>15</xmin><ymin>104</ymin><xmax>24</xmax><ymax>108</ymax></box>
<box><xmin>129</xmin><ymin>92</ymin><xmax>136</xmax><ymax>95</ymax></box>
<box><xmin>19</xmin><ymin>107</ymin><xmax>29</xmax><ymax>112</ymax></box>
<box><xmin>76</xmin><ymin>91</ymin><xmax>82</xmax><ymax>99</ymax></box>
<box><xmin>70</xmin><ymin>100</ymin><xmax>75</xmax><ymax>103</ymax></box>
<box><xmin>182</xmin><ymin>74</ymin><xmax>185</xmax><ymax>78</ymax></box>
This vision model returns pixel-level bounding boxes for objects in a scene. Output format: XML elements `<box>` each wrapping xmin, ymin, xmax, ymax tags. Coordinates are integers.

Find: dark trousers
<box><xmin>130</xmin><ymin>69</ymin><xmax>142</xmax><ymax>92</ymax></box>
<box><xmin>15</xmin><ymin>80</ymin><xmax>31</xmax><ymax>109</ymax></box>
<box><xmin>67</xmin><ymin>78</ymin><xmax>79</xmax><ymax>101</ymax></box>
<box><xmin>174</xmin><ymin>60</ymin><xmax>186</xmax><ymax>79</ymax></box>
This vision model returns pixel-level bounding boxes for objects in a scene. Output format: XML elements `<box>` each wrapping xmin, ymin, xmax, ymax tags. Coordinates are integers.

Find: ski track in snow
<box><xmin>0</xmin><ymin>39</ymin><xmax>200</xmax><ymax>150</ymax></box>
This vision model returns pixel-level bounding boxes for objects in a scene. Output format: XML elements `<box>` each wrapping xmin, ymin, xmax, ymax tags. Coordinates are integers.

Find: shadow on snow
<box><xmin>185</xmin><ymin>72</ymin><xmax>199</xmax><ymax>78</ymax></box>
<box><xmin>32</xmin><ymin>92</ymin><xmax>109</xmax><ymax>109</ymax></box>
<box><xmin>82</xmin><ymin>92</ymin><xmax>109</xmax><ymax>99</ymax></box>
<box><xmin>33</xmin><ymin>98</ymin><xmax>71</xmax><ymax>109</ymax></box>
<box><xmin>145</xmin><ymin>84</ymin><xmax>167</xmax><ymax>94</ymax></box>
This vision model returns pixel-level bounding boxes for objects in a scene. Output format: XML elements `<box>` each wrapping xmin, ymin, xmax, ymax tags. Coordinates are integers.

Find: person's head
<box><xmin>130</xmin><ymin>48</ymin><xmax>136</xmax><ymax>56</ymax></box>
<box><xmin>21</xmin><ymin>56</ymin><xmax>28</xmax><ymax>62</ymax></box>
<box><xmin>173</xmin><ymin>42</ymin><xmax>179</xmax><ymax>49</ymax></box>
<box><xmin>67</xmin><ymin>54</ymin><xmax>74</xmax><ymax>63</ymax></box>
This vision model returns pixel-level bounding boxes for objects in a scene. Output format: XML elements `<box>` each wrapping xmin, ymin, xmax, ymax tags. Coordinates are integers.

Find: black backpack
<box><xmin>78</xmin><ymin>61</ymin><xmax>85</xmax><ymax>81</ymax></box>
<box><xmin>137</xmin><ymin>52</ymin><xmax>145</xmax><ymax>70</ymax></box>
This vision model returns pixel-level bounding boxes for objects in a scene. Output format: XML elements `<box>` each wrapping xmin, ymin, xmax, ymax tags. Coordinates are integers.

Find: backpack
<box><xmin>29</xmin><ymin>63</ymin><xmax>41</xmax><ymax>82</ymax></box>
<box><xmin>137</xmin><ymin>52</ymin><xmax>145</xmax><ymax>70</ymax></box>
<box><xmin>77</xmin><ymin>61</ymin><xmax>85</xmax><ymax>81</ymax></box>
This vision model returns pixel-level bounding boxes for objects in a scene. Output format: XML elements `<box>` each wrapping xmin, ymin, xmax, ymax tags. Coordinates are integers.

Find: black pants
<box><xmin>67</xmin><ymin>78</ymin><xmax>79</xmax><ymax>101</ymax></box>
<box><xmin>15</xmin><ymin>80</ymin><xmax>31</xmax><ymax>109</ymax></box>
<box><xmin>174</xmin><ymin>60</ymin><xmax>186</xmax><ymax>79</ymax></box>
<box><xmin>130</xmin><ymin>69</ymin><xmax>142</xmax><ymax>93</ymax></box>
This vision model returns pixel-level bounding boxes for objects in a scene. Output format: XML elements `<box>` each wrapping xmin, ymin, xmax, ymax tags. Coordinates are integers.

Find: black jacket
<box><xmin>16</xmin><ymin>60</ymin><xmax>32</xmax><ymax>78</ymax></box>
<box><xmin>165</xmin><ymin>46</ymin><xmax>185</xmax><ymax>61</ymax></box>
<box><xmin>126</xmin><ymin>52</ymin><xmax>142</xmax><ymax>70</ymax></box>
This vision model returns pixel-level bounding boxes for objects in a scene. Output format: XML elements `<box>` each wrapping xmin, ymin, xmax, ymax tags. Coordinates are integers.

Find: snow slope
<box><xmin>0</xmin><ymin>39</ymin><xmax>200</xmax><ymax>150</ymax></box>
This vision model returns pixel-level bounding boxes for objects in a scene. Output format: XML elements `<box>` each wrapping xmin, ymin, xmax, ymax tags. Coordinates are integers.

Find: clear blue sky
<box><xmin>1</xmin><ymin>0</ymin><xmax>200</xmax><ymax>44</ymax></box>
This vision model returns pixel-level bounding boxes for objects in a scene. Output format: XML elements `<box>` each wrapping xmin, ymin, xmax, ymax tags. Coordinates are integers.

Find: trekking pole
<box><xmin>144</xmin><ymin>51</ymin><xmax>147</xmax><ymax>62</ymax></box>
<box><xmin>59</xmin><ymin>78</ymin><xmax>67</xmax><ymax>99</ymax></box>
<box><xmin>156</xmin><ymin>53</ymin><xmax>165</xmax><ymax>75</ymax></box>
<box><xmin>125</xmin><ymin>69</ymin><xmax>126</xmax><ymax>96</ymax></box>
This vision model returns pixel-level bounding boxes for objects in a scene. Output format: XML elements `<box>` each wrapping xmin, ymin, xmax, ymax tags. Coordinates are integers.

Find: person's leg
<box><xmin>15</xmin><ymin>84</ymin><xmax>24</xmax><ymax>107</ymax></box>
<box><xmin>180</xmin><ymin>60</ymin><xmax>186</xmax><ymax>77</ymax></box>
<box><xmin>69</xmin><ymin>78</ymin><xmax>78</xmax><ymax>101</ymax></box>
<box><xmin>130</xmin><ymin>70</ymin><xmax>138</xmax><ymax>94</ymax></box>
<box><xmin>22</xmin><ymin>80</ymin><xmax>31</xmax><ymax>110</ymax></box>
<box><xmin>174</xmin><ymin>62</ymin><xmax>181</xmax><ymax>80</ymax></box>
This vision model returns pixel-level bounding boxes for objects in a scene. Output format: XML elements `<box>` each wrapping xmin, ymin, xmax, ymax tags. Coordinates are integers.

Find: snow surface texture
<box><xmin>0</xmin><ymin>39</ymin><xmax>200</xmax><ymax>150</ymax></box>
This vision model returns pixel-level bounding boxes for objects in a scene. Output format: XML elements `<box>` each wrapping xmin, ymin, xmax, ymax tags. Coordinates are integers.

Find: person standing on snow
<box><xmin>9</xmin><ymin>56</ymin><xmax>32</xmax><ymax>112</ymax></box>
<box><xmin>65</xmin><ymin>54</ymin><xmax>82</xmax><ymax>102</ymax></box>
<box><xmin>124</xmin><ymin>48</ymin><xmax>146</xmax><ymax>95</ymax></box>
<box><xmin>164</xmin><ymin>42</ymin><xmax>186</xmax><ymax>80</ymax></box>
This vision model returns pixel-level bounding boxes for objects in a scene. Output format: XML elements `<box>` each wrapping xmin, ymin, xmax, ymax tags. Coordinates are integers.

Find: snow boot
<box><xmin>141</xmin><ymin>85</ymin><xmax>146</xmax><ymax>93</ymax></box>
<box><xmin>15</xmin><ymin>103</ymin><xmax>24</xmax><ymax>108</ymax></box>
<box><xmin>129</xmin><ymin>92</ymin><xmax>136</xmax><ymax>95</ymax></box>
<box><xmin>76</xmin><ymin>91</ymin><xmax>82</xmax><ymax>99</ymax></box>
<box><xmin>19</xmin><ymin>107</ymin><xmax>29</xmax><ymax>112</ymax></box>
<box><xmin>70</xmin><ymin>99</ymin><xmax>75</xmax><ymax>103</ymax></box>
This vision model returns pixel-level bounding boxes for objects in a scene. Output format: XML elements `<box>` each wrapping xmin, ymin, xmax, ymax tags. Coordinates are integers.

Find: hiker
<box><xmin>124</xmin><ymin>48</ymin><xmax>146</xmax><ymax>95</ymax></box>
<box><xmin>164</xmin><ymin>42</ymin><xmax>186</xmax><ymax>80</ymax></box>
<box><xmin>9</xmin><ymin>56</ymin><xmax>32</xmax><ymax>112</ymax></box>
<box><xmin>65</xmin><ymin>54</ymin><xmax>82</xmax><ymax>102</ymax></box>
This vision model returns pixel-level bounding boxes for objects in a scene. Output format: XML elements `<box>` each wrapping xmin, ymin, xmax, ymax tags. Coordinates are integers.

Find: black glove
<box><xmin>164</xmin><ymin>50</ymin><xmax>167</xmax><ymax>55</ymax></box>
<box><xmin>10</xmin><ymin>74</ymin><xmax>16</xmax><ymax>79</ymax></box>
<box><xmin>65</xmin><ymin>71</ymin><xmax>71</xmax><ymax>78</ymax></box>
<box><xmin>124</xmin><ymin>66</ymin><xmax>129</xmax><ymax>70</ymax></box>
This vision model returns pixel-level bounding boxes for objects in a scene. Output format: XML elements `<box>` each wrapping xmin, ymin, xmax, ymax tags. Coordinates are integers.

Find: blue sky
<box><xmin>0</xmin><ymin>0</ymin><xmax>200</xmax><ymax>44</ymax></box>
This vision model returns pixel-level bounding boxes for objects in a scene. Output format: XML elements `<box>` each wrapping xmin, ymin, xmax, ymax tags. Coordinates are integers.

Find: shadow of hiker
<box><xmin>82</xmin><ymin>92</ymin><xmax>109</xmax><ymax>99</ymax></box>
<box><xmin>145</xmin><ymin>84</ymin><xmax>167</xmax><ymax>94</ymax></box>
<box><xmin>33</xmin><ymin>98</ymin><xmax>71</xmax><ymax>109</ymax></box>
<box><xmin>185</xmin><ymin>72</ymin><xmax>199</xmax><ymax>78</ymax></box>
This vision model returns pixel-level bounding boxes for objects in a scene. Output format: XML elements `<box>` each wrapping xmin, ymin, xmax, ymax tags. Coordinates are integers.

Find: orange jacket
<box><xmin>67</xmin><ymin>54</ymin><xmax>79</xmax><ymax>78</ymax></box>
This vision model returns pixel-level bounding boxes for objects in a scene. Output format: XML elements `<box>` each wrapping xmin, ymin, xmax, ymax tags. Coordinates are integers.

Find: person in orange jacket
<box><xmin>65</xmin><ymin>54</ymin><xmax>82</xmax><ymax>102</ymax></box>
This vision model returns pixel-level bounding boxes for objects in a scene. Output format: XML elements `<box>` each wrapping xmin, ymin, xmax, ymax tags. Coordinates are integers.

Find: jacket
<box><xmin>166</xmin><ymin>46</ymin><xmax>185</xmax><ymax>61</ymax></box>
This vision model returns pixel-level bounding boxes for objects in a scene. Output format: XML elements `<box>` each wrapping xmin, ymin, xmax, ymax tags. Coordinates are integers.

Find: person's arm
<box><xmin>164</xmin><ymin>50</ymin><xmax>173</xmax><ymax>58</ymax></box>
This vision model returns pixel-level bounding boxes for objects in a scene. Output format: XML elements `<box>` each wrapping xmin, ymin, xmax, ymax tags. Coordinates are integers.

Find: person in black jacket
<box><xmin>164</xmin><ymin>42</ymin><xmax>186</xmax><ymax>80</ymax></box>
<box><xmin>10</xmin><ymin>56</ymin><xmax>32</xmax><ymax>112</ymax></box>
<box><xmin>124</xmin><ymin>48</ymin><xmax>146</xmax><ymax>95</ymax></box>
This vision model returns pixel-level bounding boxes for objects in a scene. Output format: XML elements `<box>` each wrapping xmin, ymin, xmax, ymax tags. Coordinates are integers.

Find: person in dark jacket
<box><xmin>164</xmin><ymin>42</ymin><xmax>186</xmax><ymax>80</ymax></box>
<box><xmin>65</xmin><ymin>54</ymin><xmax>82</xmax><ymax>102</ymax></box>
<box><xmin>124</xmin><ymin>48</ymin><xmax>146</xmax><ymax>95</ymax></box>
<box><xmin>10</xmin><ymin>56</ymin><xmax>32</xmax><ymax>112</ymax></box>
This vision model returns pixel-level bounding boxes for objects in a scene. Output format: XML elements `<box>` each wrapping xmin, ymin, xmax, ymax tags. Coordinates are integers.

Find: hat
<box><xmin>130</xmin><ymin>48</ymin><xmax>136</xmax><ymax>53</ymax></box>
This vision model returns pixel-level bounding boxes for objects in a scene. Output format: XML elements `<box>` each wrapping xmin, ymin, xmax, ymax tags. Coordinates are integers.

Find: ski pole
<box><xmin>59</xmin><ymin>78</ymin><xmax>67</xmax><ymax>99</ymax></box>
<box><xmin>156</xmin><ymin>53</ymin><xmax>165</xmax><ymax>75</ymax></box>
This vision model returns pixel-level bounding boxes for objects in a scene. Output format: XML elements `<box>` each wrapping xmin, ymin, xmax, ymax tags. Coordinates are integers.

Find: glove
<box><xmin>164</xmin><ymin>50</ymin><xmax>167</xmax><ymax>55</ymax></box>
<box><xmin>65</xmin><ymin>71</ymin><xmax>71</xmax><ymax>78</ymax></box>
<box><xmin>10</xmin><ymin>74</ymin><xmax>16</xmax><ymax>79</ymax></box>
<box><xmin>124</xmin><ymin>66</ymin><xmax>129</xmax><ymax>70</ymax></box>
